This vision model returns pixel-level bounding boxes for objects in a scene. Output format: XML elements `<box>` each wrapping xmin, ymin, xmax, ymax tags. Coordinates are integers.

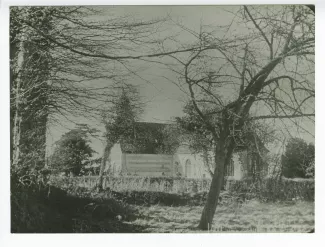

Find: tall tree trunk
<box><xmin>203</xmin><ymin>148</ymin><xmax>213</xmax><ymax>178</ymax></box>
<box><xmin>198</xmin><ymin>149</ymin><xmax>225</xmax><ymax>230</ymax></box>
<box><xmin>198</xmin><ymin>137</ymin><xmax>235</xmax><ymax>230</ymax></box>
<box><xmin>12</xmin><ymin>30</ymin><xmax>26</xmax><ymax>170</ymax></box>
<box><xmin>97</xmin><ymin>141</ymin><xmax>113</xmax><ymax>191</ymax></box>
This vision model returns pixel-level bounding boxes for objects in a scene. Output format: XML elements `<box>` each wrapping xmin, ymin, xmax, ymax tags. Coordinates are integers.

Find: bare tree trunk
<box><xmin>12</xmin><ymin>112</ymin><xmax>22</xmax><ymax>168</ymax></box>
<box><xmin>203</xmin><ymin>148</ymin><xmax>213</xmax><ymax>178</ymax></box>
<box><xmin>12</xmin><ymin>30</ymin><xmax>26</xmax><ymax>170</ymax></box>
<box><xmin>198</xmin><ymin>136</ymin><xmax>235</xmax><ymax>230</ymax></box>
<box><xmin>97</xmin><ymin>141</ymin><xmax>113</xmax><ymax>191</ymax></box>
<box><xmin>198</xmin><ymin>149</ymin><xmax>225</xmax><ymax>230</ymax></box>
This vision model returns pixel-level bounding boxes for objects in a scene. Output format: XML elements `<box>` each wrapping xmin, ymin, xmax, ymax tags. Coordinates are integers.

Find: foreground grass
<box><xmin>12</xmin><ymin>184</ymin><xmax>314</xmax><ymax>233</ymax></box>
<box><xmin>126</xmin><ymin>200</ymin><xmax>314</xmax><ymax>233</ymax></box>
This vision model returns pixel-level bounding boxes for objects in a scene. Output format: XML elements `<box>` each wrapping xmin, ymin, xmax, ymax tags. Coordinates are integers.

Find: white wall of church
<box><xmin>107</xmin><ymin>143</ymin><xmax>247</xmax><ymax>180</ymax></box>
<box><xmin>108</xmin><ymin>143</ymin><xmax>123</xmax><ymax>175</ymax></box>
<box><xmin>173</xmin><ymin>154</ymin><xmax>210</xmax><ymax>179</ymax></box>
<box><xmin>232</xmin><ymin>153</ymin><xmax>244</xmax><ymax>180</ymax></box>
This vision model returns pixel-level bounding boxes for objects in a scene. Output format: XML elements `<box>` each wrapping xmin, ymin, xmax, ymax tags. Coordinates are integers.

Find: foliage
<box><xmin>10</xmin><ymin>6</ymin><xmax>172</xmax><ymax>185</ymax></box>
<box><xmin>50</xmin><ymin>124</ymin><xmax>97</xmax><ymax>175</ymax></box>
<box><xmin>11</xmin><ymin>177</ymin><xmax>136</xmax><ymax>233</ymax></box>
<box><xmin>103</xmin><ymin>85</ymin><xmax>143</xmax><ymax>148</ymax></box>
<box><xmin>50</xmin><ymin>175</ymin><xmax>314</xmax><ymax>203</ymax></box>
<box><xmin>97</xmin><ymin>85</ymin><xmax>143</xmax><ymax>189</ymax></box>
<box><xmin>227</xmin><ymin>177</ymin><xmax>314</xmax><ymax>202</ymax></box>
<box><xmin>12</xmin><ymin>180</ymin><xmax>314</xmax><ymax>233</ymax></box>
<box><xmin>126</xmin><ymin>122</ymin><xmax>166</xmax><ymax>154</ymax></box>
<box><xmin>165</xmin><ymin>5</ymin><xmax>314</xmax><ymax>229</ymax></box>
<box><xmin>11</xmin><ymin>176</ymin><xmax>72</xmax><ymax>233</ymax></box>
<box><xmin>305</xmin><ymin>160</ymin><xmax>315</xmax><ymax>178</ymax></box>
<box><xmin>178</xmin><ymin>102</ymin><xmax>276</xmax><ymax>152</ymax></box>
<box><xmin>124</xmin><ymin>122</ymin><xmax>180</xmax><ymax>155</ymax></box>
<box><xmin>175</xmin><ymin>102</ymin><xmax>221</xmax><ymax>175</ymax></box>
<box><xmin>176</xmin><ymin>102</ymin><xmax>274</xmax><ymax>177</ymax></box>
<box><xmin>282</xmin><ymin>138</ymin><xmax>315</xmax><ymax>178</ymax></box>
<box><xmin>157</xmin><ymin>124</ymin><xmax>182</xmax><ymax>154</ymax></box>
<box><xmin>50</xmin><ymin>175</ymin><xmax>211</xmax><ymax>194</ymax></box>
<box><xmin>10</xmin><ymin>7</ymin><xmax>54</xmax><ymax>180</ymax></box>
<box><xmin>10</xmin><ymin>6</ymin><xmax>315</xmax><ymax>232</ymax></box>
<box><xmin>176</xmin><ymin>102</ymin><xmax>216</xmax><ymax>153</ymax></box>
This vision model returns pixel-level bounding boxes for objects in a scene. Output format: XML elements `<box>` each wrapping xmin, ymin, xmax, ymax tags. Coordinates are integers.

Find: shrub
<box><xmin>49</xmin><ymin>125</ymin><xmax>97</xmax><ymax>176</ymax></box>
<box><xmin>227</xmin><ymin>177</ymin><xmax>314</xmax><ymax>202</ymax></box>
<box><xmin>49</xmin><ymin>175</ymin><xmax>314</xmax><ymax>204</ymax></box>
<box><xmin>11</xmin><ymin>181</ymin><xmax>73</xmax><ymax>233</ymax></box>
<box><xmin>282</xmin><ymin>138</ymin><xmax>315</xmax><ymax>178</ymax></box>
<box><xmin>11</xmin><ymin>175</ymin><xmax>137</xmax><ymax>233</ymax></box>
<box><xmin>50</xmin><ymin>175</ymin><xmax>212</xmax><ymax>193</ymax></box>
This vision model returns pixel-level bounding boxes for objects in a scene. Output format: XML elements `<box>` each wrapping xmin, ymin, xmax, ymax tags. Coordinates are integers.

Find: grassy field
<box><xmin>124</xmin><ymin>200</ymin><xmax>314</xmax><ymax>233</ymax></box>
<box><xmin>13</xmin><ymin>175</ymin><xmax>313</xmax><ymax>233</ymax></box>
<box><xmin>59</xmin><ymin>188</ymin><xmax>315</xmax><ymax>233</ymax></box>
<box><xmin>12</xmin><ymin>182</ymin><xmax>314</xmax><ymax>233</ymax></box>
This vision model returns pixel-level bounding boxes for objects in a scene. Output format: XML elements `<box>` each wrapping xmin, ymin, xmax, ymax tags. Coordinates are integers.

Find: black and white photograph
<box><xmin>4</xmin><ymin>3</ymin><xmax>317</xmax><ymax>236</ymax></box>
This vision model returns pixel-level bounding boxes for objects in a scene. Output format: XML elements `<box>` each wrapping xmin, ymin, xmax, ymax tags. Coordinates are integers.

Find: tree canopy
<box><xmin>50</xmin><ymin>124</ymin><xmax>97</xmax><ymax>176</ymax></box>
<box><xmin>162</xmin><ymin>5</ymin><xmax>314</xmax><ymax>229</ymax></box>
<box><xmin>9</xmin><ymin>5</ymin><xmax>315</xmax><ymax>231</ymax></box>
<box><xmin>282</xmin><ymin>138</ymin><xmax>315</xmax><ymax>178</ymax></box>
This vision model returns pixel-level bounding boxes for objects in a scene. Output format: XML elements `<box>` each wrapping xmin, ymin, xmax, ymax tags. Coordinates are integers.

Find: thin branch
<box><xmin>250</xmin><ymin>113</ymin><xmax>314</xmax><ymax>121</ymax></box>
<box><xmin>244</xmin><ymin>6</ymin><xmax>273</xmax><ymax>59</ymax></box>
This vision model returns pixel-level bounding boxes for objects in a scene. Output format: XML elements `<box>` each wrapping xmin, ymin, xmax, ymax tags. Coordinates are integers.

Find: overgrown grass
<box><xmin>11</xmin><ymin>184</ymin><xmax>145</xmax><ymax>233</ymax></box>
<box><xmin>50</xmin><ymin>176</ymin><xmax>315</xmax><ymax>202</ymax></box>
<box><xmin>130</xmin><ymin>200</ymin><xmax>314</xmax><ymax>233</ymax></box>
<box><xmin>12</xmin><ymin>176</ymin><xmax>315</xmax><ymax>233</ymax></box>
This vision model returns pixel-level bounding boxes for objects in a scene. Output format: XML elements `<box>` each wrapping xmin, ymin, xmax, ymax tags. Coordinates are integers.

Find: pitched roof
<box><xmin>118</xmin><ymin>121</ymin><xmax>268</xmax><ymax>154</ymax></box>
<box><xmin>119</xmin><ymin>122</ymin><xmax>170</xmax><ymax>154</ymax></box>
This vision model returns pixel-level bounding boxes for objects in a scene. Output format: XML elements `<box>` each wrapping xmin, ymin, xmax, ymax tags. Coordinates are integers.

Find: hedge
<box><xmin>50</xmin><ymin>175</ymin><xmax>314</xmax><ymax>202</ymax></box>
<box><xmin>226</xmin><ymin>177</ymin><xmax>314</xmax><ymax>202</ymax></box>
<box><xmin>50</xmin><ymin>175</ymin><xmax>211</xmax><ymax>193</ymax></box>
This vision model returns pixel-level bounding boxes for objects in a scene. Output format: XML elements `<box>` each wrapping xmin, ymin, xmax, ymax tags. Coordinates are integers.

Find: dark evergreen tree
<box><xmin>97</xmin><ymin>84</ymin><xmax>143</xmax><ymax>190</ymax></box>
<box><xmin>50</xmin><ymin>124</ymin><xmax>97</xmax><ymax>176</ymax></box>
<box><xmin>282</xmin><ymin>138</ymin><xmax>315</xmax><ymax>178</ymax></box>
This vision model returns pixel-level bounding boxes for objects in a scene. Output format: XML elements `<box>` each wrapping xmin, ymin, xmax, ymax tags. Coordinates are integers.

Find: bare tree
<box><xmin>10</xmin><ymin>7</ymin><xmax>54</xmax><ymax>181</ymax></box>
<box><xmin>165</xmin><ymin>5</ymin><xmax>314</xmax><ymax>230</ymax></box>
<box><xmin>176</xmin><ymin>101</ymin><xmax>218</xmax><ymax>178</ymax></box>
<box><xmin>10</xmin><ymin>6</ymin><xmax>199</xmax><ymax>182</ymax></box>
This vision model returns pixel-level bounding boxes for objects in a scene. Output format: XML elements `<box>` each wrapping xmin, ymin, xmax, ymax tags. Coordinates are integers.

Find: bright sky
<box><xmin>47</xmin><ymin>6</ymin><xmax>236</xmax><ymax>154</ymax></box>
<box><xmin>46</xmin><ymin>6</ymin><xmax>315</xmax><ymax>157</ymax></box>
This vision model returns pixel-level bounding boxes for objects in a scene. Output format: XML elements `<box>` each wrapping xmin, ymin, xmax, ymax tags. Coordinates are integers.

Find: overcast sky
<box><xmin>47</xmin><ymin>6</ymin><xmax>236</xmax><ymax>153</ymax></box>
<box><xmin>46</xmin><ymin>6</ymin><xmax>315</xmax><ymax>157</ymax></box>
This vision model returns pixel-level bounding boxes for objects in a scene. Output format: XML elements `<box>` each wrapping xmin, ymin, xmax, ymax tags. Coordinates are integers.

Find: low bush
<box><xmin>227</xmin><ymin>177</ymin><xmax>314</xmax><ymax>202</ymax></box>
<box><xmin>49</xmin><ymin>175</ymin><xmax>314</xmax><ymax>205</ymax></box>
<box><xmin>11</xmin><ymin>174</ymin><xmax>314</xmax><ymax>233</ymax></box>
<box><xmin>11</xmin><ymin>181</ymin><xmax>73</xmax><ymax>233</ymax></box>
<box><xmin>50</xmin><ymin>175</ymin><xmax>212</xmax><ymax>193</ymax></box>
<box><xmin>11</xmin><ymin>178</ymin><xmax>138</xmax><ymax>233</ymax></box>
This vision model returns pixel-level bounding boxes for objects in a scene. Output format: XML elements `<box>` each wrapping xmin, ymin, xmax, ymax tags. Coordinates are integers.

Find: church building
<box><xmin>104</xmin><ymin>122</ymin><xmax>269</xmax><ymax>180</ymax></box>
